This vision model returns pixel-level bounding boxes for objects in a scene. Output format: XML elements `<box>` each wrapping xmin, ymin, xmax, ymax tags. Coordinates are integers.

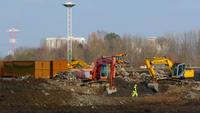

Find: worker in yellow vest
<box><xmin>132</xmin><ymin>84</ymin><xmax>138</xmax><ymax>97</ymax></box>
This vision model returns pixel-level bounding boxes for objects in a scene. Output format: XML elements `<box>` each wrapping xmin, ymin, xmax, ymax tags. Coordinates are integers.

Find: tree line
<box><xmin>4</xmin><ymin>30</ymin><xmax>200</xmax><ymax>67</ymax></box>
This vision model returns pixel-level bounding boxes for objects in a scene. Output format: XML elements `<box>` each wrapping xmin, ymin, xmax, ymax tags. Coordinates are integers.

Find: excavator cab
<box><xmin>171</xmin><ymin>63</ymin><xmax>186</xmax><ymax>78</ymax></box>
<box><xmin>116</xmin><ymin>56</ymin><xmax>123</xmax><ymax>62</ymax></box>
<box><xmin>100</xmin><ymin>64</ymin><xmax>109</xmax><ymax>79</ymax></box>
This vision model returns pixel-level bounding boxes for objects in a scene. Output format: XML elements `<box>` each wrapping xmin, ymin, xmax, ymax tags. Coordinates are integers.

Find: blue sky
<box><xmin>1</xmin><ymin>0</ymin><xmax>200</xmax><ymax>56</ymax></box>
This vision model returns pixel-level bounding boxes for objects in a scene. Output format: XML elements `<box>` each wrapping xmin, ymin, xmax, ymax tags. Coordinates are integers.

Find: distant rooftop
<box><xmin>46</xmin><ymin>37</ymin><xmax>66</xmax><ymax>40</ymax></box>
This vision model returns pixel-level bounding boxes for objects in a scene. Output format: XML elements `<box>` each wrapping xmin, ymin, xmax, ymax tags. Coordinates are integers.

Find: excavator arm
<box><xmin>145</xmin><ymin>57</ymin><xmax>174</xmax><ymax>81</ymax></box>
<box><xmin>150</xmin><ymin>57</ymin><xmax>173</xmax><ymax>73</ymax></box>
<box><xmin>113</xmin><ymin>52</ymin><xmax>127</xmax><ymax>67</ymax></box>
<box><xmin>145</xmin><ymin>59</ymin><xmax>157</xmax><ymax>81</ymax></box>
<box><xmin>110</xmin><ymin>57</ymin><xmax>116</xmax><ymax>88</ymax></box>
<box><xmin>68</xmin><ymin>59</ymin><xmax>90</xmax><ymax>69</ymax></box>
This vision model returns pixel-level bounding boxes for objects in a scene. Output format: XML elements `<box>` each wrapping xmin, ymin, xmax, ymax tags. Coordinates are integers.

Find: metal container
<box><xmin>0</xmin><ymin>61</ymin><xmax>3</xmax><ymax>77</ymax></box>
<box><xmin>52</xmin><ymin>60</ymin><xmax>68</xmax><ymax>77</ymax></box>
<box><xmin>35</xmin><ymin>61</ymin><xmax>51</xmax><ymax>79</ymax></box>
<box><xmin>13</xmin><ymin>61</ymin><xmax>35</xmax><ymax>77</ymax></box>
<box><xmin>3</xmin><ymin>61</ymin><xmax>13</xmax><ymax>77</ymax></box>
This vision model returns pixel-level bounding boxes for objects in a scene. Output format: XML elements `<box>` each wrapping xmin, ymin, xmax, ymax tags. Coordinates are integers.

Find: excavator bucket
<box><xmin>147</xmin><ymin>82</ymin><xmax>159</xmax><ymax>92</ymax></box>
<box><xmin>106</xmin><ymin>87</ymin><xmax>117</xmax><ymax>95</ymax></box>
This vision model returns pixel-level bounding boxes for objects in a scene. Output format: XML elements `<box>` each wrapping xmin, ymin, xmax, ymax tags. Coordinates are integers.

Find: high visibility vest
<box><xmin>132</xmin><ymin>85</ymin><xmax>138</xmax><ymax>97</ymax></box>
<box><xmin>134</xmin><ymin>85</ymin><xmax>137</xmax><ymax>90</ymax></box>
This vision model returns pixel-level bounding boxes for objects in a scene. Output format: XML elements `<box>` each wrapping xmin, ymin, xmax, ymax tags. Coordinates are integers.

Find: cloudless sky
<box><xmin>1</xmin><ymin>0</ymin><xmax>200</xmax><ymax>56</ymax></box>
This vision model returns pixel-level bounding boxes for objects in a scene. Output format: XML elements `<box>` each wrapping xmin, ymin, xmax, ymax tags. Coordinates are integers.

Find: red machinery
<box><xmin>76</xmin><ymin>69</ymin><xmax>93</xmax><ymax>80</ymax></box>
<box><xmin>76</xmin><ymin>56</ymin><xmax>116</xmax><ymax>90</ymax></box>
<box><xmin>92</xmin><ymin>56</ymin><xmax>116</xmax><ymax>88</ymax></box>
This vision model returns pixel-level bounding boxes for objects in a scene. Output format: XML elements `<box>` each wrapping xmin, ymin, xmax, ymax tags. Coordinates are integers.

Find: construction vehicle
<box><xmin>76</xmin><ymin>56</ymin><xmax>117</xmax><ymax>94</ymax></box>
<box><xmin>145</xmin><ymin>57</ymin><xmax>195</xmax><ymax>81</ymax></box>
<box><xmin>68</xmin><ymin>59</ymin><xmax>91</xmax><ymax>69</ymax></box>
<box><xmin>113</xmin><ymin>52</ymin><xmax>128</xmax><ymax>67</ymax></box>
<box><xmin>144</xmin><ymin>57</ymin><xmax>195</xmax><ymax>92</ymax></box>
<box><xmin>76</xmin><ymin>69</ymin><xmax>93</xmax><ymax>80</ymax></box>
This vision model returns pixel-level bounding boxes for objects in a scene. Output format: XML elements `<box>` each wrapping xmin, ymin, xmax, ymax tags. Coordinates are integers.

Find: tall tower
<box><xmin>63</xmin><ymin>2</ymin><xmax>76</xmax><ymax>63</ymax></box>
<box><xmin>8</xmin><ymin>25</ymin><xmax>20</xmax><ymax>55</ymax></box>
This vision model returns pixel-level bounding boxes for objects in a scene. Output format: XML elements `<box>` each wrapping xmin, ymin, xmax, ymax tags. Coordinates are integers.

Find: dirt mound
<box><xmin>0</xmin><ymin>78</ymin><xmax>73</xmax><ymax>107</ymax></box>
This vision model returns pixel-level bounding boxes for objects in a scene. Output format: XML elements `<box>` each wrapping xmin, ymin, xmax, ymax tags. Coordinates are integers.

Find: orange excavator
<box><xmin>76</xmin><ymin>56</ymin><xmax>117</xmax><ymax>94</ymax></box>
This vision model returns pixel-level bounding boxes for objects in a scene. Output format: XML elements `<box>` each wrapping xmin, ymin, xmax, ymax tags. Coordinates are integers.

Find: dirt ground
<box><xmin>0</xmin><ymin>76</ymin><xmax>200</xmax><ymax>113</ymax></box>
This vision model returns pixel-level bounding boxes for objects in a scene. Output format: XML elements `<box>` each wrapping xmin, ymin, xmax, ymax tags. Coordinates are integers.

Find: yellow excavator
<box><xmin>113</xmin><ymin>52</ymin><xmax>128</xmax><ymax>67</ymax></box>
<box><xmin>145</xmin><ymin>57</ymin><xmax>194</xmax><ymax>81</ymax></box>
<box><xmin>144</xmin><ymin>57</ymin><xmax>195</xmax><ymax>92</ymax></box>
<box><xmin>68</xmin><ymin>59</ymin><xmax>91</xmax><ymax>69</ymax></box>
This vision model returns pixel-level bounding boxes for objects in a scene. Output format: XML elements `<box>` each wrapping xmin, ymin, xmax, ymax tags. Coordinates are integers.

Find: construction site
<box><xmin>1</xmin><ymin>1</ymin><xmax>200</xmax><ymax>113</ymax></box>
<box><xmin>0</xmin><ymin>55</ymin><xmax>200</xmax><ymax>113</ymax></box>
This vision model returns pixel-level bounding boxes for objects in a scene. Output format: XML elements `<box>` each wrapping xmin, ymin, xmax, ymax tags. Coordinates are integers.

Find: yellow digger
<box><xmin>145</xmin><ymin>57</ymin><xmax>194</xmax><ymax>81</ymax></box>
<box><xmin>144</xmin><ymin>57</ymin><xmax>195</xmax><ymax>92</ymax></box>
<box><xmin>68</xmin><ymin>59</ymin><xmax>91</xmax><ymax>69</ymax></box>
<box><xmin>113</xmin><ymin>52</ymin><xmax>128</xmax><ymax>67</ymax></box>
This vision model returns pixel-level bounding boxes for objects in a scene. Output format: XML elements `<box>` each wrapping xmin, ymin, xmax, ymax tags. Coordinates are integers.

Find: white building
<box><xmin>147</xmin><ymin>37</ymin><xmax>157</xmax><ymax>45</ymax></box>
<box><xmin>67</xmin><ymin>37</ymin><xmax>86</xmax><ymax>43</ymax></box>
<box><xmin>46</xmin><ymin>37</ymin><xmax>86</xmax><ymax>49</ymax></box>
<box><xmin>147</xmin><ymin>37</ymin><xmax>168</xmax><ymax>52</ymax></box>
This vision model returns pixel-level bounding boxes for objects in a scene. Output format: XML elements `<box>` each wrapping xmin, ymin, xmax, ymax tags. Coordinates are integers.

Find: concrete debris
<box><xmin>116</xmin><ymin>68</ymin><xmax>150</xmax><ymax>83</ymax></box>
<box><xmin>53</xmin><ymin>71</ymin><xmax>77</xmax><ymax>81</ymax></box>
<box><xmin>132</xmin><ymin>72</ymin><xmax>140</xmax><ymax>77</ymax></box>
<box><xmin>184</xmin><ymin>91</ymin><xmax>199</xmax><ymax>99</ymax></box>
<box><xmin>192</xmin><ymin>87</ymin><xmax>200</xmax><ymax>91</ymax></box>
<box><xmin>41</xmin><ymin>90</ymin><xmax>50</xmax><ymax>96</ymax></box>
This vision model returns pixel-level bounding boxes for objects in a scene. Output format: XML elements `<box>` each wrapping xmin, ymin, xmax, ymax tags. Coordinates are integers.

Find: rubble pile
<box><xmin>116</xmin><ymin>68</ymin><xmax>150</xmax><ymax>83</ymax></box>
<box><xmin>154</xmin><ymin>69</ymin><xmax>168</xmax><ymax>79</ymax></box>
<box><xmin>116</xmin><ymin>67</ymin><xmax>172</xmax><ymax>83</ymax></box>
<box><xmin>53</xmin><ymin>71</ymin><xmax>77</xmax><ymax>81</ymax></box>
